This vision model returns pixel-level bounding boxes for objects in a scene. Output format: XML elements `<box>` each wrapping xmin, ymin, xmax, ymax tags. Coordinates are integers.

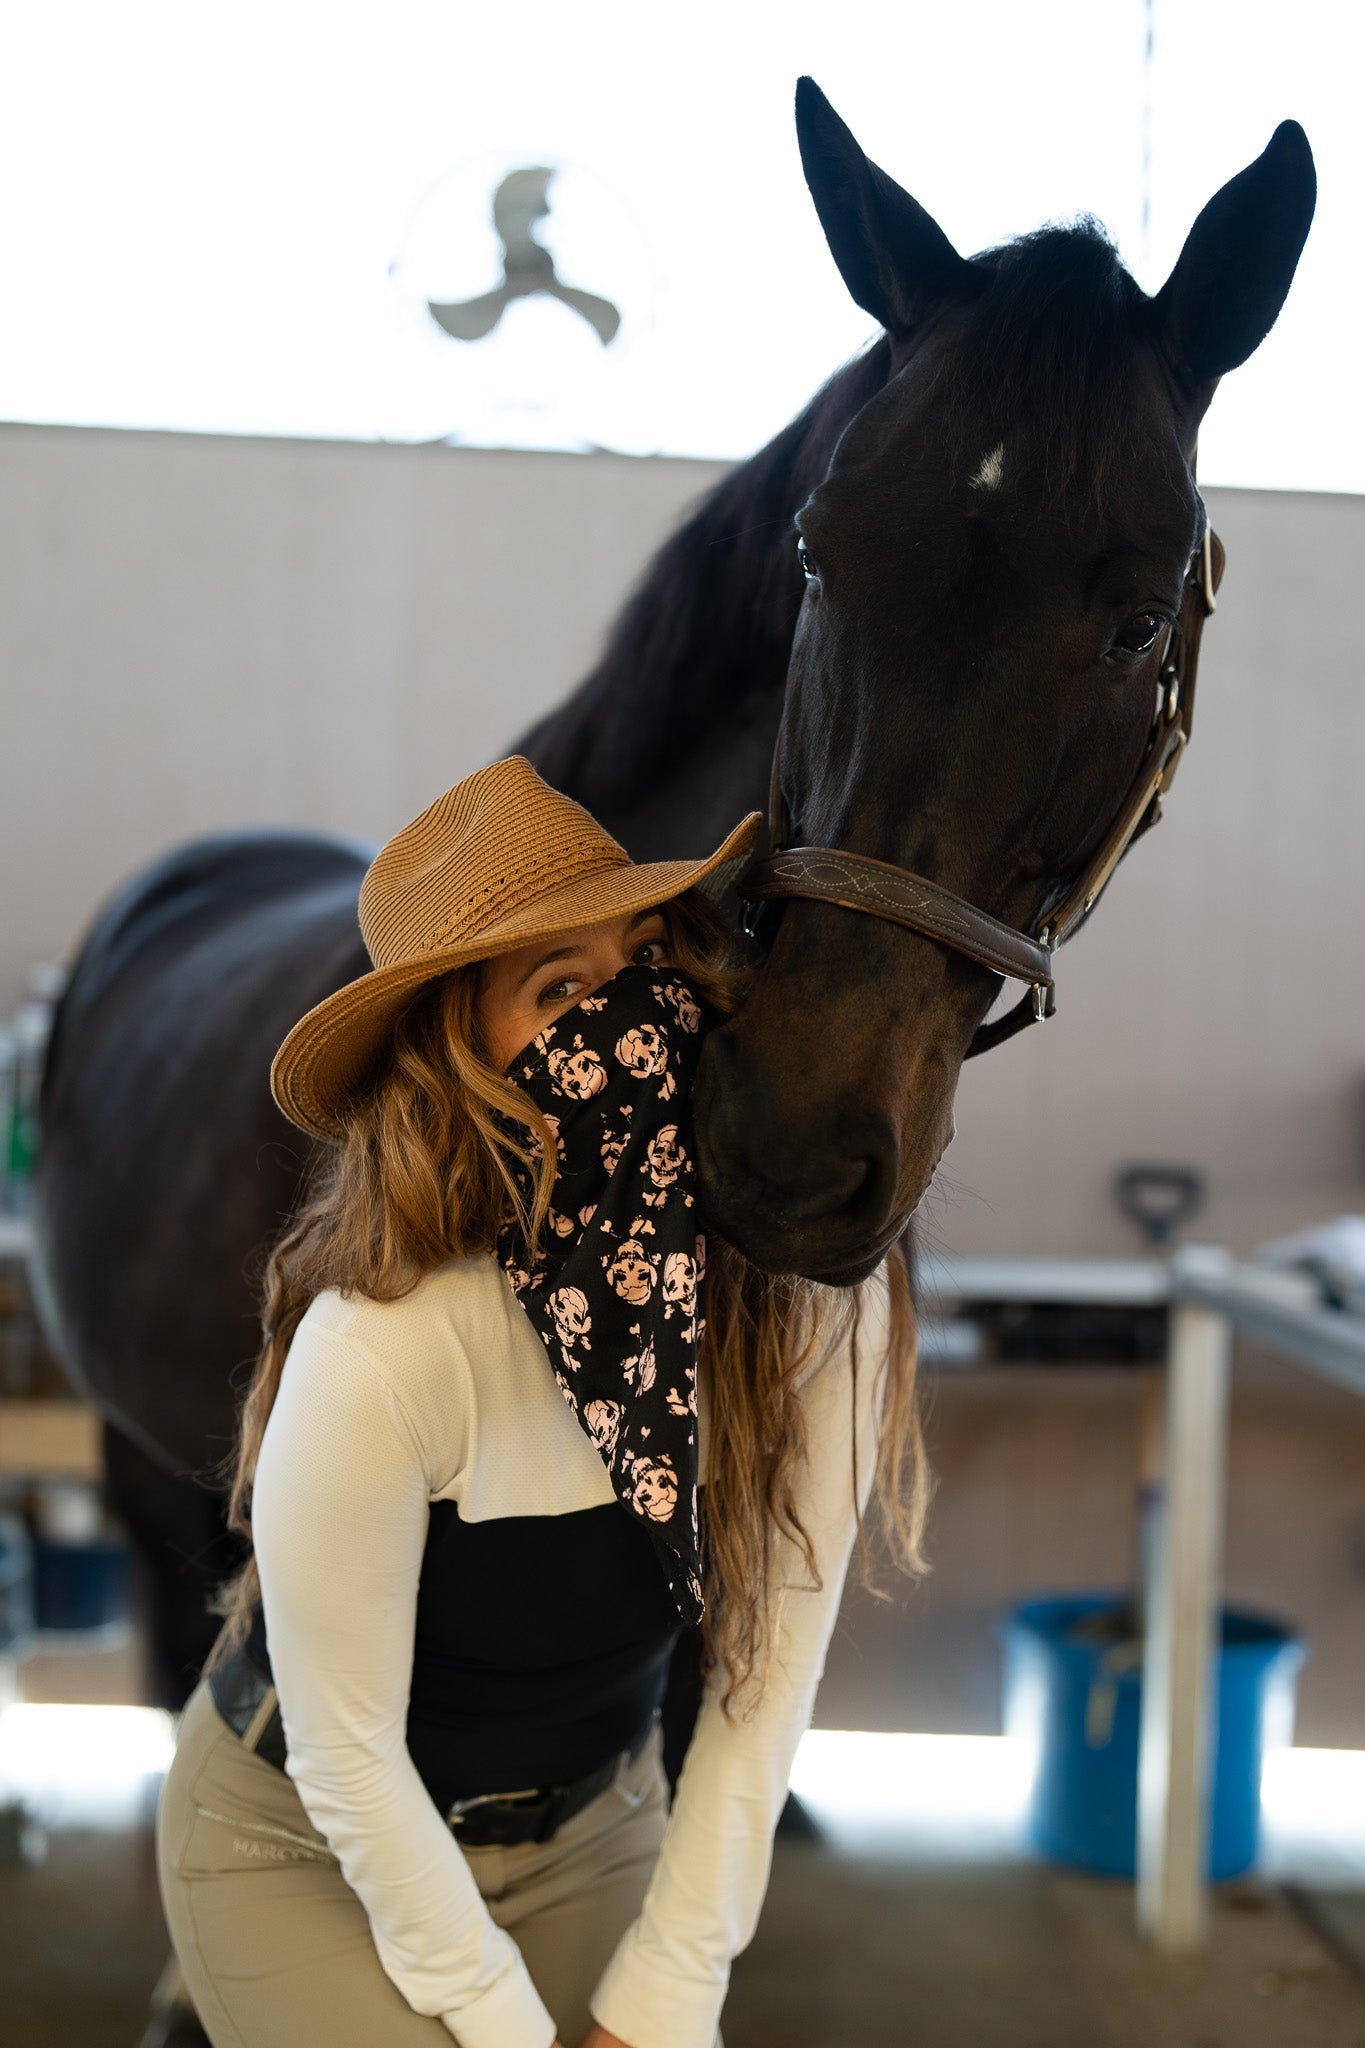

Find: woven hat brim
<box><xmin>271</xmin><ymin>809</ymin><xmax>764</xmax><ymax>1140</ymax></box>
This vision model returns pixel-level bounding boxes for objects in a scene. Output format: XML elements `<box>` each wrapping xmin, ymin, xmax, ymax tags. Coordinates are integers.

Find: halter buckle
<box><xmin>1199</xmin><ymin>526</ymin><xmax>1218</xmax><ymax>615</ymax></box>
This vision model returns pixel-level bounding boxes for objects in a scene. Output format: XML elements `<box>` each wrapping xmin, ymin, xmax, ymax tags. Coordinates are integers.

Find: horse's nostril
<box><xmin>776</xmin><ymin>1149</ymin><xmax>876</xmax><ymax>1224</ymax></box>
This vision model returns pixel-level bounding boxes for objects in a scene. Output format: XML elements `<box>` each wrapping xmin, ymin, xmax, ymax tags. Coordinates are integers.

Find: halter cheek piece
<box><xmin>740</xmin><ymin>523</ymin><xmax>1225</xmax><ymax>1059</ymax></box>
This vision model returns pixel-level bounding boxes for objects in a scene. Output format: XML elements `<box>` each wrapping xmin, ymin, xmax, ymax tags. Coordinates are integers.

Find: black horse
<box><xmin>33</xmin><ymin>83</ymin><xmax>1312</xmax><ymax>1718</ymax></box>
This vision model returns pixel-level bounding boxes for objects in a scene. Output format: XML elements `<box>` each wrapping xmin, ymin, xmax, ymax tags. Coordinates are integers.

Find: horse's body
<box><xmin>30</xmin><ymin>339</ymin><xmax>881</xmax><ymax>1466</ymax></box>
<box><xmin>29</xmin><ymin>342</ymin><xmax>884</xmax><ymax>1696</ymax></box>
<box><xmin>32</xmin><ymin>87</ymin><xmax>1313</xmax><ymax>1720</ymax></box>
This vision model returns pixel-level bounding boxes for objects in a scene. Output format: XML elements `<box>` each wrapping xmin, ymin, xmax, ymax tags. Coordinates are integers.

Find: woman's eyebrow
<box><xmin>512</xmin><ymin>911</ymin><xmax>664</xmax><ymax>995</ymax></box>
<box><xmin>514</xmin><ymin>943</ymin><xmax>579</xmax><ymax>993</ymax></box>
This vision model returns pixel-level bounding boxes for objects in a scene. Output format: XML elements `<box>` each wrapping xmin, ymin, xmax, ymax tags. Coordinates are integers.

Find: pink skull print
<box><xmin>494</xmin><ymin>964</ymin><xmax>716</xmax><ymax>1626</ymax></box>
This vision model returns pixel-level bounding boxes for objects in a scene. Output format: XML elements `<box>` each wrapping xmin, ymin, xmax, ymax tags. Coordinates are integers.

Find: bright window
<box><xmin>1</xmin><ymin>0</ymin><xmax>1356</xmax><ymax>489</ymax></box>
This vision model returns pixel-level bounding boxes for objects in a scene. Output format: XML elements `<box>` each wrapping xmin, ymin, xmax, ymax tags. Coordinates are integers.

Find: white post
<box><xmin>1136</xmin><ymin>1245</ymin><xmax>1233</xmax><ymax>1951</ymax></box>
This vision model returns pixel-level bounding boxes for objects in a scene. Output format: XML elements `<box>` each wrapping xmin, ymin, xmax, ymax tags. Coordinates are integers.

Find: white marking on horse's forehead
<box><xmin>969</xmin><ymin>443</ymin><xmax>1006</xmax><ymax>492</ymax></box>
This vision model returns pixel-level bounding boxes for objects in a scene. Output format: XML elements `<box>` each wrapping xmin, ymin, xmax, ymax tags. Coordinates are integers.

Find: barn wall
<box><xmin>3</xmin><ymin>422</ymin><xmax>1363</xmax><ymax>1259</ymax></box>
<box><xmin>1</xmin><ymin>420</ymin><xmax>727</xmax><ymax>1007</ymax></box>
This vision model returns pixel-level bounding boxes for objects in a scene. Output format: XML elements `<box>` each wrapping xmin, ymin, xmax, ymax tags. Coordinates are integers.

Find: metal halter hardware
<box><xmin>739</xmin><ymin>522</ymin><xmax>1224</xmax><ymax>1058</ymax></box>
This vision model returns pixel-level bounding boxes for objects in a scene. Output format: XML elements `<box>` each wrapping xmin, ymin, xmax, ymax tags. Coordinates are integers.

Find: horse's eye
<box><xmin>1113</xmin><ymin>612</ymin><xmax>1165</xmax><ymax>657</ymax></box>
<box><xmin>797</xmin><ymin>538</ymin><xmax>820</xmax><ymax>584</ymax></box>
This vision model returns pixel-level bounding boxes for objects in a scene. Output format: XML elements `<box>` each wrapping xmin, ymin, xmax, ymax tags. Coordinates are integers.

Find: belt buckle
<box><xmin>447</xmin><ymin>1785</ymin><xmax>544</xmax><ymax>1832</ymax></box>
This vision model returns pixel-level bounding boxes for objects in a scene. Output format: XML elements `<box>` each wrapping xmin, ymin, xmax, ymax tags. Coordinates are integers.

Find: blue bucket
<box><xmin>0</xmin><ymin>1513</ymin><xmax>34</xmax><ymax>1653</ymax></box>
<box><xmin>31</xmin><ymin>1535</ymin><xmax>131</xmax><ymax>1634</ymax></box>
<box><xmin>999</xmin><ymin>1593</ymin><xmax>1305</xmax><ymax>1881</ymax></box>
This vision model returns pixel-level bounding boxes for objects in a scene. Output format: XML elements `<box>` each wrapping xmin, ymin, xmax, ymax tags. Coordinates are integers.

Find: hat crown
<box><xmin>358</xmin><ymin>757</ymin><xmax>631</xmax><ymax>970</ymax></box>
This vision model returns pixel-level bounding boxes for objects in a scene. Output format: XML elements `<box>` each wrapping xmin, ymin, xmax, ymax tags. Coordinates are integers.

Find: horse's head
<box><xmin>694</xmin><ymin>79</ymin><xmax>1315</xmax><ymax>1282</ymax></box>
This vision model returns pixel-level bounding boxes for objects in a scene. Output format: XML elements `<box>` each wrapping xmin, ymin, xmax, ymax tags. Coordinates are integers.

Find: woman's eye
<box><xmin>539</xmin><ymin>977</ymin><xmax>584</xmax><ymax>1007</ymax></box>
<box><xmin>633</xmin><ymin>938</ymin><xmax>668</xmax><ymax>966</ymax></box>
<box><xmin>1112</xmin><ymin>612</ymin><xmax>1166</xmax><ymax>657</ymax></box>
<box><xmin>797</xmin><ymin>538</ymin><xmax>820</xmax><ymax>584</ymax></box>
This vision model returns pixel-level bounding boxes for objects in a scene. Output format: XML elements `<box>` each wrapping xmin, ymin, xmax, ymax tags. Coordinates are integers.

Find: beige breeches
<box><xmin>157</xmin><ymin>1677</ymin><xmax>714</xmax><ymax>2047</ymax></box>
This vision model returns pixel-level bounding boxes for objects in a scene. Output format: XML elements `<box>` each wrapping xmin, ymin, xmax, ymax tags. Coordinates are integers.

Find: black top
<box><xmin>249</xmin><ymin>1491</ymin><xmax>685</xmax><ymax>1805</ymax></box>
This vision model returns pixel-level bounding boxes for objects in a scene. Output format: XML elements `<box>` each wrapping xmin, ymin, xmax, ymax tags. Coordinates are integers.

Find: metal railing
<box><xmin>920</xmin><ymin>1243</ymin><xmax>1363</xmax><ymax>1952</ymax></box>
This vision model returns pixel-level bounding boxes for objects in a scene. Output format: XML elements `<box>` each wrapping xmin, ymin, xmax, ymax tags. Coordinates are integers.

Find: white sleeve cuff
<box><xmin>590</xmin><ymin>1931</ymin><xmax>727</xmax><ymax>2048</ymax></box>
<box><xmin>441</xmin><ymin>1952</ymin><xmax>559</xmax><ymax>2048</ymax></box>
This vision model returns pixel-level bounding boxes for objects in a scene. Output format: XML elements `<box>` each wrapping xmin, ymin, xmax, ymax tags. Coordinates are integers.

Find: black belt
<box><xmin>207</xmin><ymin>1639</ymin><xmax>288</xmax><ymax>1769</ymax></box>
<box><xmin>442</xmin><ymin>1723</ymin><xmax>654</xmax><ymax>1847</ymax></box>
<box><xmin>206</xmin><ymin>1637</ymin><xmax>654</xmax><ymax>1848</ymax></box>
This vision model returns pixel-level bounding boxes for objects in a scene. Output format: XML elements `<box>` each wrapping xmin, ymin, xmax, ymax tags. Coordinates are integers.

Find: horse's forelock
<box><xmin>935</xmin><ymin>220</ymin><xmax>1161</xmax><ymax>513</ymax></box>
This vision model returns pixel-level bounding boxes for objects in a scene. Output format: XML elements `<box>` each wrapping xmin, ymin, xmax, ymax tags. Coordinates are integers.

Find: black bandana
<box><xmin>495</xmin><ymin>963</ymin><xmax>714</xmax><ymax>1626</ymax></box>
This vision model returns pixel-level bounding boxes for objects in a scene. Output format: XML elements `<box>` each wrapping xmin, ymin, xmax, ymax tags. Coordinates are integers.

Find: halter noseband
<box><xmin>739</xmin><ymin>522</ymin><xmax>1224</xmax><ymax>1058</ymax></box>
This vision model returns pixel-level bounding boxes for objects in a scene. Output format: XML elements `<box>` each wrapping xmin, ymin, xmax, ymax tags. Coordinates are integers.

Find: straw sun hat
<box><xmin>271</xmin><ymin>755</ymin><xmax>762</xmax><ymax>1141</ymax></box>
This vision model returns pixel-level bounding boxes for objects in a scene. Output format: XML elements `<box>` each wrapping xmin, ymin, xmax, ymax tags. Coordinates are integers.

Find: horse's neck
<box><xmin>516</xmin><ymin>341</ymin><xmax>891</xmax><ymax>856</ymax></box>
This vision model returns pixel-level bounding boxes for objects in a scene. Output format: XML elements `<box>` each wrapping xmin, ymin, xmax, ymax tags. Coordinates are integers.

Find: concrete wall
<box><xmin>1</xmin><ymin>420</ymin><xmax>727</xmax><ymax>1006</ymax></box>
<box><xmin>4</xmin><ymin>422</ymin><xmax>1363</xmax><ymax>1260</ymax></box>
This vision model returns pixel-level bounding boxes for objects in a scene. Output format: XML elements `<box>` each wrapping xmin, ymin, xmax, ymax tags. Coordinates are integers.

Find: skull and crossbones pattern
<box><xmin>522</xmin><ymin>1110</ymin><xmax>561</xmax><ymax>1166</ymax></box>
<box><xmin>613</xmin><ymin>1023</ymin><xmax>667</xmax><ymax>1078</ymax></box>
<box><xmin>583</xmin><ymin>1398</ymin><xmax>622</xmax><ymax>1458</ymax></box>
<box><xmin>493</xmin><ymin>963</ymin><xmax>715</xmax><ymax>1626</ymax></box>
<box><xmin>623</xmin><ymin>1334</ymin><xmax>656</xmax><ymax>1393</ymax></box>
<box><xmin>654</xmin><ymin>977</ymin><xmax>703</xmax><ymax>1034</ymax></box>
<box><xmin>665</xmin><ymin>1370</ymin><xmax>697</xmax><ymax>1419</ymax></box>
<box><xmin>642</xmin><ymin>1125</ymin><xmax>689</xmax><ymax>1208</ymax></box>
<box><xmin>547</xmin><ymin>1285</ymin><xmax>592</xmax><ymax>1365</ymax></box>
<box><xmin>604</xmin><ymin>1224</ymin><xmax>661</xmax><ymax>1306</ymax></box>
<box><xmin>547</xmin><ymin>1043</ymin><xmax>607</xmax><ymax>1099</ymax></box>
<box><xmin>600</xmin><ymin>1126</ymin><xmax>630</xmax><ymax>1177</ymax></box>
<box><xmin>662</xmin><ymin>1247</ymin><xmax>704</xmax><ymax>1343</ymax></box>
<box><xmin>621</xmin><ymin>1451</ymin><xmax>679</xmax><ymax>1524</ymax></box>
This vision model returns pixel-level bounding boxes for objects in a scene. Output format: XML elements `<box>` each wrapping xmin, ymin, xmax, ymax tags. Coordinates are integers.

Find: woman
<box><xmin>156</xmin><ymin>755</ymin><xmax>929</xmax><ymax>2048</ymax></box>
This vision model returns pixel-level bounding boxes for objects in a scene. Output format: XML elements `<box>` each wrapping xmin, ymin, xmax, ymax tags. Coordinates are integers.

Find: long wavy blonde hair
<box><xmin>212</xmin><ymin>889</ymin><xmax>932</xmax><ymax>1715</ymax></box>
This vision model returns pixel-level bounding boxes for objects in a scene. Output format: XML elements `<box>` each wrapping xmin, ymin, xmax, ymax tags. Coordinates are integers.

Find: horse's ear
<box><xmin>795</xmin><ymin>76</ymin><xmax>967</xmax><ymax>334</ymax></box>
<box><xmin>1152</xmin><ymin>121</ymin><xmax>1316</xmax><ymax>395</ymax></box>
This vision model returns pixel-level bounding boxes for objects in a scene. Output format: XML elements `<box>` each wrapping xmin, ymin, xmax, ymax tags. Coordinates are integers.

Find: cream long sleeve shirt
<box><xmin>251</xmin><ymin>1250</ymin><xmax>889</xmax><ymax>2048</ymax></box>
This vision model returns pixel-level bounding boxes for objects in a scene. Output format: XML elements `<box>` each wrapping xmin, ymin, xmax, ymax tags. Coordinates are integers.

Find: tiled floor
<box><xmin>5</xmin><ymin>1628</ymin><xmax>1365</xmax><ymax>2047</ymax></box>
<box><xmin>2</xmin><ymin>1806</ymin><xmax>169</xmax><ymax>2048</ymax></box>
<box><xmin>730</xmin><ymin>1847</ymin><xmax>1365</xmax><ymax>2048</ymax></box>
<box><xmin>5</xmin><ymin>1796</ymin><xmax>1365</xmax><ymax>2048</ymax></box>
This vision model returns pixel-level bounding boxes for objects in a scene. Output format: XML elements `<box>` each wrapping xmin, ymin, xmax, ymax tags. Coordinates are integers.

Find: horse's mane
<box><xmin>943</xmin><ymin>219</ymin><xmax>1156</xmax><ymax>507</ymax></box>
<box><xmin>518</xmin><ymin>338</ymin><xmax>893</xmax><ymax>815</ymax></box>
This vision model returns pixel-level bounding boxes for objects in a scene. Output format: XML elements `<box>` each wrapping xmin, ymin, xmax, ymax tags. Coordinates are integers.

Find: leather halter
<box><xmin>739</xmin><ymin>521</ymin><xmax>1225</xmax><ymax>1058</ymax></box>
